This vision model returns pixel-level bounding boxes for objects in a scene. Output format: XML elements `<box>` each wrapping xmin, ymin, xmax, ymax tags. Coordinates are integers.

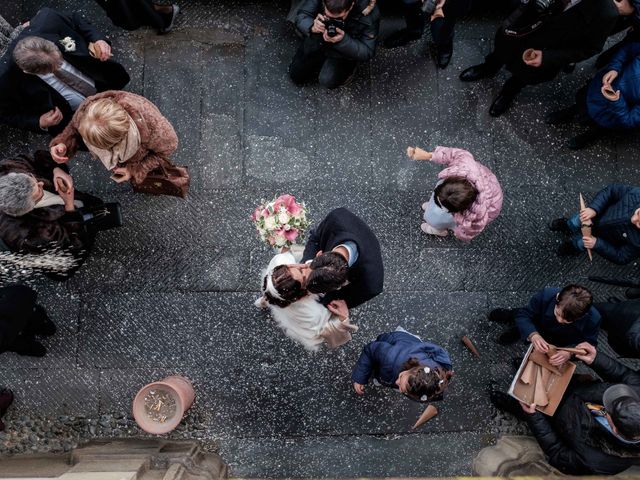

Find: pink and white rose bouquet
<box><xmin>251</xmin><ymin>194</ymin><xmax>310</xmax><ymax>248</ymax></box>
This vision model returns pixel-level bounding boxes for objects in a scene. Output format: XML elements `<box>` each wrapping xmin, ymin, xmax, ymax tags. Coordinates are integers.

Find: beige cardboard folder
<box><xmin>508</xmin><ymin>344</ymin><xmax>576</xmax><ymax>416</ymax></box>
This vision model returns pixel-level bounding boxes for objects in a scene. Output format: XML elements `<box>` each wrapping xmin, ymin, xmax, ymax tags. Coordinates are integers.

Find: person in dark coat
<box><xmin>0</xmin><ymin>150</ymin><xmax>102</xmax><ymax>278</ymax></box>
<box><xmin>351</xmin><ymin>329</ymin><xmax>453</xmax><ymax>402</ymax></box>
<box><xmin>459</xmin><ymin>0</ymin><xmax>632</xmax><ymax>117</ymax></box>
<box><xmin>290</xmin><ymin>0</ymin><xmax>380</xmax><ymax>89</ymax></box>
<box><xmin>94</xmin><ymin>0</ymin><xmax>180</xmax><ymax>34</ymax></box>
<box><xmin>550</xmin><ymin>184</ymin><xmax>640</xmax><ymax>264</ymax></box>
<box><xmin>301</xmin><ymin>207</ymin><xmax>384</xmax><ymax>313</ymax></box>
<box><xmin>594</xmin><ymin>299</ymin><xmax>640</xmax><ymax>358</ymax></box>
<box><xmin>0</xmin><ymin>7</ymin><xmax>129</xmax><ymax>135</ymax></box>
<box><xmin>383</xmin><ymin>0</ymin><xmax>473</xmax><ymax>69</ymax></box>
<box><xmin>491</xmin><ymin>343</ymin><xmax>640</xmax><ymax>475</ymax></box>
<box><xmin>0</xmin><ymin>388</ymin><xmax>13</xmax><ymax>432</ymax></box>
<box><xmin>546</xmin><ymin>41</ymin><xmax>640</xmax><ymax>149</ymax></box>
<box><xmin>0</xmin><ymin>284</ymin><xmax>56</xmax><ymax>357</ymax></box>
<box><xmin>490</xmin><ymin>285</ymin><xmax>601</xmax><ymax>366</ymax></box>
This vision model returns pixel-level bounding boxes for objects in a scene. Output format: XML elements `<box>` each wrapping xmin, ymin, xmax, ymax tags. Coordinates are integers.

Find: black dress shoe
<box><xmin>626</xmin><ymin>287</ymin><xmax>640</xmax><ymax>299</ymax></box>
<box><xmin>497</xmin><ymin>326</ymin><xmax>521</xmax><ymax>346</ymax></box>
<box><xmin>488</xmin><ymin>308</ymin><xmax>516</xmax><ymax>325</ymax></box>
<box><xmin>383</xmin><ymin>29</ymin><xmax>422</xmax><ymax>49</ymax></box>
<box><xmin>435</xmin><ymin>47</ymin><xmax>453</xmax><ymax>69</ymax></box>
<box><xmin>459</xmin><ymin>63</ymin><xmax>496</xmax><ymax>82</ymax></box>
<box><xmin>558</xmin><ymin>240</ymin><xmax>580</xmax><ymax>256</ymax></box>
<box><xmin>159</xmin><ymin>4</ymin><xmax>180</xmax><ymax>34</ymax></box>
<box><xmin>489</xmin><ymin>91</ymin><xmax>516</xmax><ymax>117</ymax></box>
<box><xmin>545</xmin><ymin>105</ymin><xmax>578</xmax><ymax>125</ymax></box>
<box><xmin>549</xmin><ymin>217</ymin><xmax>570</xmax><ymax>233</ymax></box>
<box><xmin>490</xmin><ymin>389</ymin><xmax>526</xmax><ymax>419</ymax></box>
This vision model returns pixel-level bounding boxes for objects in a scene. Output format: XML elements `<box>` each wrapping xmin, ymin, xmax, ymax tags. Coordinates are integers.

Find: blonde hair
<box><xmin>79</xmin><ymin>99</ymin><xmax>130</xmax><ymax>149</ymax></box>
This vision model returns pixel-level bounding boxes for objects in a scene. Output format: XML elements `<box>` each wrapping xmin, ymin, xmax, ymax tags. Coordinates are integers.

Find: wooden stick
<box><xmin>556</xmin><ymin>346</ymin><xmax>588</xmax><ymax>356</ymax></box>
<box><xmin>580</xmin><ymin>193</ymin><xmax>593</xmax><ymax>261</ymax></box>
<box><xmin>461</xmin><ymin>335</ymin><xmax>480</xmax><ymax>358</ymax></box>
<box><xmin>412</xmin><ymin>404</ymin><xmax>438</xmax><ymax>429</ymax></box>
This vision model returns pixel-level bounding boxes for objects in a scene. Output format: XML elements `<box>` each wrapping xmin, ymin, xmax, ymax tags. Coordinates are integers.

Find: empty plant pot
<box><xmin>132</xmin><ymin>375</ymin><xmax>195</xmax><ymax>434</ymax></box>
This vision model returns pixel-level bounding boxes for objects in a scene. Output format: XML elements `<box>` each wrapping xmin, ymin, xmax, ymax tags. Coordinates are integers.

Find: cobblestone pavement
<box><xmin>1</xmin><ymin>0</ymin><xmax>640</xmax><ymax>477</ymax></box>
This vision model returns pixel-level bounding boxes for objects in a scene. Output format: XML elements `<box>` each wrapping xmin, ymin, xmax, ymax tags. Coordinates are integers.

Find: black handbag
<box><xmin>82</xmin><ymin>202</ymin><xmax>123</xmax><ymax>232</ymax></box>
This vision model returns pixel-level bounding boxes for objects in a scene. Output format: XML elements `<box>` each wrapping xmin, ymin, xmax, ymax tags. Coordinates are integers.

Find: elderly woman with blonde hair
<box><xmin>49</xmin><ymin>90</ymin><xmax>178</xmax><ymax>186</ymax></box>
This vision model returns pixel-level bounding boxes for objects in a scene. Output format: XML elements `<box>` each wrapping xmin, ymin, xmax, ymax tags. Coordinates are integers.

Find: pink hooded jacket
<box><xmin>432</xmin><ymin>146</ymin><xmax>503</xmax><ymax>242</ymax></box>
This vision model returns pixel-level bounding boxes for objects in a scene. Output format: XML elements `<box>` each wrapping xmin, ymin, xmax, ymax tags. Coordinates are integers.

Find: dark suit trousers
<box><xmin>289</xmin><ymin>36</ymin><xmax>357</xmax><ymax>89</ymax></box>
<box><xmin>595</xmin><ymin>301</ymin><xmax>640</xmax><ymax>359</ymax></box>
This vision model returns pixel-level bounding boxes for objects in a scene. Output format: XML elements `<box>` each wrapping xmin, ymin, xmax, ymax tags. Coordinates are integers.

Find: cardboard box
<box><xmin>508</xmin><ymin>344</ymin><xmax>576</xmax><ymax>416</ymax></box>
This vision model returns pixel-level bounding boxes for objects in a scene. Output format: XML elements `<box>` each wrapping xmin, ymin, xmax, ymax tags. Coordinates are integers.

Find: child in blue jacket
<box><xmin>351</xmin><ymin>329</ymin><xmax>453</xmax><ymax>402</ymax></box>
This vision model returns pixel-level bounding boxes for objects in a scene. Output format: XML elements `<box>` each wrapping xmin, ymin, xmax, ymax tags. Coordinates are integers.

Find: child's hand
<box><xmin>579</xmin><ymin>208</ymin><xmax>596</xmax><ymax>223</ymax></box>
<box><xmin>583</xmin><ymin>235</ymin><xmax>597</xmax><ymax>249</ymax></box>
<box><xmin>549</xmin><ymin>350</ymin><xmax>571</xmax><ymax>366</ymax></box>
<box><xmin>353</xmin><ymin>383</ymin><xmax>365</xmax><ymax>395</ymax></box>
<box><xmin>530</xmin><ymin>333</ymin><xmax>549</xmax><ymax>353</ymax></box>
<box><xmin>520</xmin><ymin>401</ymin><xmax>537</xmax><ymax>415</ymax></box>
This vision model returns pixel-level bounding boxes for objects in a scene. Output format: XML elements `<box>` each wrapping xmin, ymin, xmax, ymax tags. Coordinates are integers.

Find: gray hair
<box><xmin>13</xmin><ymin>36</ymin><xmax>61</xmax><ymax>74</ymax></box>
<box><xmin>0</xmin><ymin>173</ymin><xmax>37</xmax><ymax>216</ymax></box>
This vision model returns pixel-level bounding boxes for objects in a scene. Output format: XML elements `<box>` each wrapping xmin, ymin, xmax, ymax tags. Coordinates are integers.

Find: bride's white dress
<box><xmin>257</xmin><ymin>252</ymin><xmax>357</xmax><ymax>352</ymax></box>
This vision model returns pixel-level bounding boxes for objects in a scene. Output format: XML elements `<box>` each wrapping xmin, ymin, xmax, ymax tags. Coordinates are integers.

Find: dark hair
<box><xmin>611</xmin><ymin>398</ymin><xmax>640</xmax><ymax>440</ymax></box>
<box><xmin>556</xmin><ymin>284</ymin><xmax>593</xmax><ymax>322</ymax></box>
<box><xmin>400</xmin><ymin>358</ymin><xmax>453</xmax><ymax>402</ymax></box>
<box><xmin>323</xmin><ymin>0</ymin><xmax>355</xmax><ymax>14</ymax></box>
<box><xmin>263</xmin><ymin>265</ymin><xmax>307</xmax><ymax>308</ymax></box>
<box><xmin>434</xmin><ymin>177</ymin><xmax>478</xmax><ymax>213</ymax></box>
<box><xmin>307</xmin><ymin>252</ymin><xmax>349</xmax><ymax>294</ymax></box>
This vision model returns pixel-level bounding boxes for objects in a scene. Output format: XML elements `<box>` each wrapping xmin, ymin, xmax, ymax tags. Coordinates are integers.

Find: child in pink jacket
<box><xmin>408</xmin><ymin>146</ymin><xmax>503</xmax><ymax>241</ymax></box>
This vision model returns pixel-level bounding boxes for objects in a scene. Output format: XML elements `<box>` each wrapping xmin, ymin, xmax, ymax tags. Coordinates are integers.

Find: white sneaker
<box><xmin>421</xmin><ymin>223</ymin><xmax>448</xmax><ymax>237</ymax></box>
<box><xmin>421</xmin><ymin>202</ymin><xmax>429</xmax><ymax>211</ymax></box>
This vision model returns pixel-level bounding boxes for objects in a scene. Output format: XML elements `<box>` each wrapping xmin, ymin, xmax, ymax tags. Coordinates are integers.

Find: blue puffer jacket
<box><xmin>587</xmin><ymin>42</ymin><xmax>640</xmax><ymax>129</ymax></box>
<box><xmin>588</xmin><ymin>184</ymin><xmax>640</xmax><ymax>265</ymax></box>
<box><xmin>351</xmin><ymin>331</ymin><xmax>452</xmax><ymax>387</ymax></box>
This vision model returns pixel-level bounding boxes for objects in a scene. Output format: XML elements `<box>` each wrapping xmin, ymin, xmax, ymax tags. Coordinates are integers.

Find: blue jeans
<box><xmin>567</xmin><ymin>214</ymin><xmax>586</xmax><ymax>251</ymax></box>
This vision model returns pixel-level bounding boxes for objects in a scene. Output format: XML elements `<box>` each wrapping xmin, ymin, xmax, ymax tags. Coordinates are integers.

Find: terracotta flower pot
<box><xmin>132</xmin><ymin>375</ymin><xmax>195</xmax><ymax>435</ymax></box>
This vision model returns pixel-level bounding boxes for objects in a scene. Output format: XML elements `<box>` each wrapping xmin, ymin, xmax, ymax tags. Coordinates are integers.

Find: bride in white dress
<box><xmin>255</xmin><ymin>249</ymin><xmax>358</xmax><ymax>352</ymax></box>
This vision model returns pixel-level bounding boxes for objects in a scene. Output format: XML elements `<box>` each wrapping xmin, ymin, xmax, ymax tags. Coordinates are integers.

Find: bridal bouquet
<box><xmin>251</xmin><ymin>194</ymin><xmax>310</xmax><ymax>248</ymax></box>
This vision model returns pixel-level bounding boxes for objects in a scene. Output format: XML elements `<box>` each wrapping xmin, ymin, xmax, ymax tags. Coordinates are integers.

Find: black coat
<box><xmin>595</xmin><ymin>300</ymin><xmax>640</xmax><ymax>358</ymax></box>
<box><xmin>302</xmin><ymin>207</ymin><xmax>384</xmax><ymax>309</ymax></box>
<box><xmin>295</xmin><ymin>0</ymin><xmax>380</xmax><ymax>62</ymax></box>
<box><xmin>495</xmin><ymin>0</ymin><xmax>619</xmax><ymax>84</ymax></box>
<box><xmin>0</xmin><ymin>284</ymin><xmax>37</xmax><ymax>350</ymax></box>
<box><xmin>0</xmin><ymin>151</ymin><xmax>98</xmax><ymax>264</ymax></box>
<box><xmin>527</xmin><ymin>353</ymin><xmax>640</xmax><ymax>475</ymax></box>
<box><xmin>0</xmin><ymin>8</ymin><xmax>130</xmax><ymax>135</ymax></box>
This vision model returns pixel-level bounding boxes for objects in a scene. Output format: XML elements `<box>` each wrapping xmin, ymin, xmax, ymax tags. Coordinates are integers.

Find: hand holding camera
<box><xmin>322</xmin><ymin>18</ymin><xmax>345</xmax><ymax>43</ymax></box>
<box><xmin>311</xmin><ymin>13</ymin><xmax>326</xmax><ymax>34</ymax></box>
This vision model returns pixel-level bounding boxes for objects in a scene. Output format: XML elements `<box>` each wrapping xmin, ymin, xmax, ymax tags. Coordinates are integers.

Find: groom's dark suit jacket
<box><xmin>302</xmin><ymin>208</ymin><xmax>384</xmax><ymax>309</ymax></box>
<box><xmin>0</xmin><ymin>7</ymin><xmax>130</xmax><ymax>135</ymax></box>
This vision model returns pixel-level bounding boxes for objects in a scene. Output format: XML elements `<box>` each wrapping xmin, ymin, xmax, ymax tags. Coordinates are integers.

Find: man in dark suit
<box><xmin>594</xmin><ymin>299</ymin><xmax>640</xmax><ymax>359</ymax></box>
<box><xmin>300</xmin><ymin>208</ymin><xmax>384</xmax><ymax>317</ymax></box>
<box><xmin>0</xmin><ymin>284</ymin><xmax>56</xmax><ymax>357</ymax></box>
<box><xmin>0</xmin><ymin>7</ymin><xmax>129</xmax><ymax>135</ymax></box>
<box><xmin>459</xmin><ymin>0</ymin><xmax>633</xmax><ymax>116</ymax></box>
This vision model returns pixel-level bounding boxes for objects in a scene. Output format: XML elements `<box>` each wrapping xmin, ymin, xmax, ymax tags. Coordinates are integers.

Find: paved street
<box><xmin>1</xmin><ymin>0</ymin><xmax>640</xmax><ymax>477</ymax></box>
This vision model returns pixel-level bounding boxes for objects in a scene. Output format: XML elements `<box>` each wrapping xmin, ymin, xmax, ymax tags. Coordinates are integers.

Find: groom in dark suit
<box><xmin>0</xmin><ymin>7</ymin><xmax>129</xmax><ymax>135</ymax></box>
<box><xmin>301</xmin><ymin>208</ymin><xmax>384</xmax><ymax>316</ymax></box>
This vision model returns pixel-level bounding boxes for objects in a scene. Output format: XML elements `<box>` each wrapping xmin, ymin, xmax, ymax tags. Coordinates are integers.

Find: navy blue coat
<box><xmin>515</xmin><ymin>288</ymin><xmax>601</xmax><ymax>347</ymax></box>
<box><xmin>587</xmin><ymin>42</ymin><xmax>640</xmax><ymax>129</ymax></box>
<box><xmin>587</xmin><ymin>184</ymin><xmax>640</xmax><ymax>265</ymax></box>
<box><xmin>351</xmin><ymin>331</ymin><xmax>452</xmax><ymax>387</ymax></box>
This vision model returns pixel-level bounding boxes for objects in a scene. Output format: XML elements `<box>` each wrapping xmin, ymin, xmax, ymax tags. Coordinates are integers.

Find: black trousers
<box><xmin>0</xmin><ymin>285</ymin><xmax>51</xmax><ymax>354</ymax></box>
<box><xmin>595</xmin><ymin>301</ymin><xmax>640</xmax><ymax>359</ymax></box>
<box><xmin>289</xmin><ymin>36</ymin><xmax>357</xmax><ymax>89</ymax></box>
<box><xmin>402</xmin><ymin>0</ymin><xmax>472</xmax><ymax>50</ymax></box>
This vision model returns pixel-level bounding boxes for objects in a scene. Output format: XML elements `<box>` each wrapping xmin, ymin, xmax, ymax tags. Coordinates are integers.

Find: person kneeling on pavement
<box><xmin>290</xmin><ymin>0</ymin><xmax>380</xmax><ymax>89</ymax></box>
<box><xmin>490</xmin><ymin>285</ymin><xmax>601</xmax><ymax>366</ymax></box>
<box><xmin>0</xmin><ymin>284</ymin><xmax>55</xmax><ymax>357</ymax></box>
<box><xmin>550</xmin><ymin>183</ymin><xmax>640</xmax><ymax>264</ymax></box>
<box><xmin>491</xmin><ymin>342</ymin><xmax>640</xmax><ymax>475</ymax></box>
<box><xmin>0</xmin><ymin>150</ymin><xmax>120</xmax><ymax>278</ymax></box>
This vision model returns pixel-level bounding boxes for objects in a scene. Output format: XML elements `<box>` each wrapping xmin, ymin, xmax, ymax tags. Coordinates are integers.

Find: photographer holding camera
<box><xmin>289</xmin><ymin>0</ymin><xmax>380</xmax><ymax>89</ymax></box>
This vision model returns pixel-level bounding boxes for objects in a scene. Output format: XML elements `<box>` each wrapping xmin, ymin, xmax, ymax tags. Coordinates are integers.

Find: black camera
<box><xmin>323</xmin><ymin>18</ymin><xmax>345</xmax><ymax>38</ymax></box>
